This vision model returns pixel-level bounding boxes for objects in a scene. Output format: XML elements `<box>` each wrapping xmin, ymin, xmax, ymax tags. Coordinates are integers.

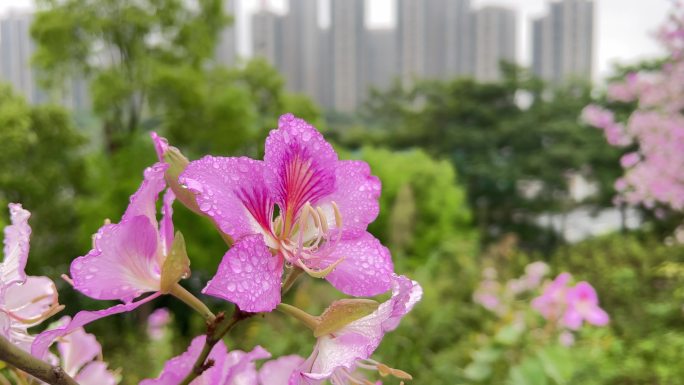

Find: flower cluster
<box><xmin>474</xmin><ymin>262</ymin><xmax>609</xmax><ymax>346</ymax></box>
<box><xmin>1</xmin><ymin>114</ymin><xmax>422</xmax><ymax>384</ymax></box>
<box><xmin>581</xmin><ymin>5</ymin><xmax>684</xmax><ymax>211</ymax></box>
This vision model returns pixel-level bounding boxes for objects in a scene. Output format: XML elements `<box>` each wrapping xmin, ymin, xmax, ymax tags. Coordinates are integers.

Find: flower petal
<box><xmin>31</xmin><ymin>292</ymin><xmax>161</xmax><ymax>360</ymax></box>
<box><xmin>259</xmin><ymin>355</ymin><xmax>305</xmax><ymax>385</ymax></box>
<box><xmin>585</xmin><ymin>306</ymin><xmax>610</xmax><ymax>326</ymax></box>
<box><xmin>160</xmin><ymin>189</ymin><xmax>176</xmax><ymax>256</ymax></box>
<box><xmin>140</xmin><ymin>335</ymin><xmax>228</xmax><ymax>385</ymax></box>
<box><xmin>71</xmin><ymin>216</ymin><xmax>161</xmax><ymax>302</ymax></box>
<box><xmin>181</xmin><ymin>156</ymin><xmax>274</xmax><ymax>240</ymax></box>
<box><xmin>75</xmin><ymin>361</ymin><xmax>117</xmax><ymax>385</ymax></box>
<box><xmin>2</xmin><ymin>203</ymin><xmax>31</xmax><ymax>287</ymax></box>
<box><xmin>264</xmin><ymin>114</ymin><xmax>337</xmax><ymax>217</ymax></box>
<box><xmin>223</xmin><ymin>346</ymin><xmax>271</xmax><ymax>383</ymax></box>
<box><xmin>4</xmin><ymin>276</ymin><xmax>58</xmax><ymax>326</ymax></box>
<box><xmin>121</xmin><ymin>162</ymin><xmax>168</xmax><ymax>225</ymax></box>
<box><xmin>316</xmin><ymin>232</ymin><xmax>393</xmax><ymax>297</ymax></box>
<box><xmin>202</xmin><ymin>235</ymin><xmax>282</xmax><ymax>312</ymax></box>
<box><xmin>151</xmin><ymin>132</ymin><xmax>169</xmax><ymax>162</ymax></box>
<box><xmin>318</xmin><ymin>161</ymin><xmax>381</xmax><ymax>237</ymax></box>
<box><xmin>55</xmin><ymin>318</ymin><xmax>101</xmax><ymax>376</ymax></box>
<box><xmin>562</xmin><ymin>306</ymin><xmax>583</xmax><ymax>330</ymax></box>
<box><xmin>382</xmin><ymin>274</ymin><xmax>423</xmax><ymax>332</ymax></box>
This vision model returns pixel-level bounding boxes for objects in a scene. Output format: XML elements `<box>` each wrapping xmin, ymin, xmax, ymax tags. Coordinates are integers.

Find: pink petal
<box><xmin>31</xmin><ymin>292</ymin><xmax>161</xmax><ymax>360</ymax></box>
<box><xmin>316</xmin><ymin>232</ymin><xmax>394</xmax><ymax>297</ymax></box>
<box><xmin>383</xmin><ymin>274</ymin><xmax>423</xmax><ymax>332</ymax></box>
<box><xmin>585</xmin><ymin>306</ymin><xmax>610</xmax><ymax>326</ymax></box>
<box><xmin>75</xmin><ymin>361</ymin><xmax>117</xmax><ymax>385</ymax></box>
<box><xmin>55</xmin><ymin>318</ymin><xmax>101</xmax><ymax>376</ymax></box>
<box><xmin>121</xmin><ymin>162</ymin><xmax>168</xmax><ymax>225</ymax></box>
<box><xmin>264</xmin><ymin>114</ymin><xmax>337</xmax><ymax>217</ymax></box>
<box><xmin>180</xmin><ymin>156</ymin><xmax>273</xmax><ymax>240</ymax></box>
<box><xmin>4</xmin><ymin>276</ymin><xmax>58</xmax><ymax>325</ymax></box>
<box><xmin>301</xmin><ymin>334</ymin><xmax>374</xmax><ymax>380</ymax></box>
<box><xmin>259</xmin><ymin>355</ymin><xmax>305</xmax><ymax>385</ymax></box>
<box><xmin>562</xmin><ymin>306</ymin><xmax>583</xmax><ymax>330</ymax></box>
<box><xmin>223</xmin><ymin>346</ymin><xmax>271</xmax><ymax>383</ymax></box>
<box><xmin>202</xmin><ymin>235</ymin><xmax>282</xmax><ymax>312</ymax></box>
<box><xmin>160</xmin><ymin>189</ymin><xmax>176</xmax><ymax>256</ymax></box>
<box><xmin>151</xmin><ymin>132</ymin><xmax>169</xmax><ymax>162</ymax></box>
<box><xmin>568</xmin><ymin>281</ymin><xmax>599</xmax><ymax>305</ymax></box>
<box><xmin>71</xmin><ymin>216</ymin><xmax>161</xmax><ymax>302</ymax></box>
<box><xmin>318</xmin><ymin>161</ymin><xmax>381</xmax><ymax>237</ymax></box>
<box><xmin>2</xmin><ymin>203</ymin><xmax>31</xmax><ymax>287</ymax></box>
<box><xmin>140</xmin><ymin>335</ymin><xmax>228</xmax><ymax>385</ymax></box>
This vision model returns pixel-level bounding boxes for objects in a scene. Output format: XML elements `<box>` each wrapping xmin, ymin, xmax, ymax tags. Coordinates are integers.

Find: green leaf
<box><xmin>495</xmin><ymin>324</ymin><xmax>524</xmax><ymax>346</ymax></box>
<box><xmin>160</xmin><ymin>231</ymin><xmax>190</xmax><ymax>292</ymax></box>
<box><xmin>537</xmin><ymin>346</ymin><xmax>574</xmax><ymax>384</ymax></box>
<box><xmin>508</xmin><ymin>357</ymin><xmax>548</xmax><ymax>385</ymax></box>
<box><xmin>313</xmin><ymin>299</ymin><xmax>379</xmax><ymax>337</ymax></box>
<box><xmin>464</xmin><ymin>362</ymin><xmax>492</xmax><ymax>381</ymax></box>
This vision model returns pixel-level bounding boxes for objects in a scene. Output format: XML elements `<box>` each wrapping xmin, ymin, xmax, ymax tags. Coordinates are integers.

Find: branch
<box><xmin>0</xmin><ymin>335</ymin><xmax>78</xmax><ymax>385</ymax></box>
<box><xmin>178</xmin><ymin>308</ymin><xmax>253</xmax><ymax>385</ymax></box>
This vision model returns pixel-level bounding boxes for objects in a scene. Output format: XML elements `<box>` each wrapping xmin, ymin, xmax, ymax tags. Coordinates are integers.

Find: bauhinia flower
<box><xmin>531</xmin><ymin>272</ymin><xmax>572</xmax><ymax>321</ymax></box>
<box><xmin>179</xmin><ymin>114</ymin><xmax>394</xmax><ymax>312</ymax></box>
<box><xmin>33</xmin><ymin>161</ymin><xmax>200</xmax><ymax>360</ymax></box>
<box><xmin>147</xmin><ymin>308</ymin><xmax>172</xmax><ymax>341</ymax></box>
<box><xmin>286</xmin><ymin>274</ymin><xmax>422</xmax><ymax>384</ymax></box>
<box><xmin>0</xmin><ymin>203</ymin><xmax>61</xmax><ymax>352</ymax></box>
<box><xmin>49</xmin><ymin>316</ymin><xmax>118</xmax><ymax>385</ymax></box>
<box><xmin>140</xmin><ymin>335</ymin><xmax>271</xmax><ymax>385</ymax></box>
<box><xmin>563</xmin><ymin>281</ymin><xmax>609</xmax><ymax>330</ymax></box>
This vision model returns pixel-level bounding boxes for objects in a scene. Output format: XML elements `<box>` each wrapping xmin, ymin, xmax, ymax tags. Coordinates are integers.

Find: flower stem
<box><xmin>169</xmin><ymin>283</ymin><xmax>216</xmax><ymax>322</ymax></box>
<box><xmin>277</xmin><ymin>303</ymin><xmax>320</xmax><ymax>330</ymax></box>
<box><xmin>178</xmin><ymin>308</ymin><xmax>253</xmax><ymax>385</ymax></box>
<box><xmin>281</xmin><ymin>267</ymin><xmax>304</xmax><ymax>294</ymax></box>
<box><xmin>0</xmin><ymin>335</ymin><xmax>78</xmax><ymax>385</ymax></box>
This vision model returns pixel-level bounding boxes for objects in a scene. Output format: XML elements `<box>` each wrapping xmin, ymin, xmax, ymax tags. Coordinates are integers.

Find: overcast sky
<box><xmin>0</xmin><ymin>0</ymin><xmax>673</xmax><ymax>81</ymax></box>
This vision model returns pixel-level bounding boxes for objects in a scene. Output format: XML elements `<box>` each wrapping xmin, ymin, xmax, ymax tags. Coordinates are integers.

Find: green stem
<box><xmin>178</xmin><ymin>308</ymin><xmax>253</xmax><ymax>385</ymax></box>
<box><xmin>281</xmin><ymin>267</ymin><xmax>304</xmax><ymax>294</ymax></box>
<box><xmin>277</xmin><ymin>303</ymin><xmax>319</xmax><ymax>330</ymax></box>
<box><xmin>170</xmin><ymin>283</ymin><xmax>216</xmax><ymax>322</ymax></box>
<box><xmin>0</xmin><ymin>335</ymin><xmax>78</xmax><ymax>385</ymax></box>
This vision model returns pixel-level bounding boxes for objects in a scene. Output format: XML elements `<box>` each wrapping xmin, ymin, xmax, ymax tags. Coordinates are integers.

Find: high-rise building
<box><xmin>473</xmin><ymin>6</ymin><xmax>517</xmax><ymax>82</ymax></box>
<box><xmin>281</xmin><ymin>0</ymin><xmax>320</xmax><ymax>99</ymax></box>
<box><xmin>216</xmin><ymin>0</ymin><xmax>238</xmax><ymax>67</ymax></box>
<box><xmin>251</xmin><ymin>7</ymin><xmax>283</xmax><ymax>68</ymax></box>
<box><xmin>444</xmin><ymin>0</ymin><xmax>474</xmax><ymax>77</ymax></box>
<box><xmin>330</xmin><ymin>0</ymin><xmax>365</xmax><ymax>112</ymax></box>
<box><xmin>397</xmin><ymin>0</ymin><xmax>425</xmax><ymax>85</ymax></box>
<box><xmin>365</xmin><ymin>28</ymin><xmax>397</xmax><ymax>94</ymax></box>
<box><xmin>0</xmin><ymin>11</ymin><xmax>41</xmax><ymax>103</ymax></box>
<box><xmin>532</xmin><ymin>0</ymin><xmax>594</xmax><ymax>83</ymax></box>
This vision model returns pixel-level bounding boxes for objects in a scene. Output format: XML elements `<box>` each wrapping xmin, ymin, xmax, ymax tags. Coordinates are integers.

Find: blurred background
<box><xmin>1</xmin><ymin>0</ymin><xmax>683</xmax><ymax>384</ymax></box>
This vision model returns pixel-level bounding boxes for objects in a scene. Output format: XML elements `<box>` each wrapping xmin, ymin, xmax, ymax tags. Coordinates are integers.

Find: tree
<box><xmin>31</xmin><ymin>0</ymin><xmax>227</xmax><ymax>153</ymax></box>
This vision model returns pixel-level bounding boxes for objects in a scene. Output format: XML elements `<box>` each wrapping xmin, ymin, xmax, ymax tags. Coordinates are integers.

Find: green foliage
<box><xmin>357</xmin><ymin>147</ymin><xmax>475</xmax><ymax>263</ymax></box>
<box><xmin>0</xmin><ymin>83</ymin><xmax>86</xmax><ymax>272</ymax></box>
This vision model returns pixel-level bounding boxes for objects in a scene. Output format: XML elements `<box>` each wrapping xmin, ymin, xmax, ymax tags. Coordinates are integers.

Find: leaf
<box><xmin>495</xmin><ymin>324</ymin><xmax>524</xmax><ymax>346</ymax></box>
<box><xmin>160</xmin><ymin>231</ymin><xmax>190</xmax><ymax>292</ymax></box>
<box><xmin>313</xmin><ymin>299</ymin><xmax>379</xmax><ymax>337</ymax></box>
<box><xmin>508</xmin><ymin>357</ymin><xmax>548</xmax><ymax>385</ymax></box>
<box><xmin>464</xmin><ymin>362</ymin><xmax>492</xmax><ymax>381</ymax></box>
<box><xmin>537</xmin><ymin>346</ymin><xmax>574</xmax><ymax>384</ymax></box>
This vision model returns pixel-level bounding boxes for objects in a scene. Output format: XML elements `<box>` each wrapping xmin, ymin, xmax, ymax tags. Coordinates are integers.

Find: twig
<box><xmin>178</xmin><ymin>308</ymin><xmax>254</xmax><ymax>385</ymax></box>
<box><xmin>0</xmin><ymin>335</ymin><xmax>78</xmax><ymax>385</ymax></box>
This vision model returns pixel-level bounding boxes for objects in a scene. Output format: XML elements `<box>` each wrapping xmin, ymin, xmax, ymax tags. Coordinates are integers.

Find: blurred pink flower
<box><xmin>52</xmin><ymin>316</ymin><xmax>118</xmax><ymax>385</ymax></box>
<box><xmin>140</xmin><ymin>335</ymin><xmax>270</xmax><ymax>385</ymax></box>
<box><xmin>147</xmin><ymin>308</ymin><xmax>172</xmax><ymax>341</ymax></box>
<box><xmin>289</xmin><ymin>275</ymin><xmax>421</xmax><ymax>384</ymax></box>
<box><xmin>180</xmin><ymin>114</ymin><xmax>393</xmax><ymax>312</ymax></box>
<box><xmin>531</xmin><ymin>273</ymin><xmax>572</xmax><ymax>321</ymax></box>
<box><xmin>558</xmin><ymin>331</ymin><xmax>575</xmax><ymax>347</ymax></box>
<box><xmin>563</xmin><ymin>282</ymin><xmax>610</xmax><ymax>330</ymax></box>
<box><xmin>0</xmin><ymin>204</ymin><xmax>61</xmax><ymax>352</ymax></box>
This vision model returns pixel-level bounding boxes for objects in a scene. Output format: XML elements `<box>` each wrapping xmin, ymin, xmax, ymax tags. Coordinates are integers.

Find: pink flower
<box><xmin>259</xmin><ymin>355</ymin><xmax>305</xmax><ymax>385</ymax></box>
<box><xmin>289</xmin><ymin>275</ymin><xmax>421</xmax><ymax>384</ymax></box>
<box><xmin>563</xmin><ymin>282</ymin><xmax>610</xmax><ymax>330</ymax></box>
<box><xmin>140</xmin><ymin>335</ymin><xmax>271</xmax><ymax>385</ymax></box>
<box><xmin>147</xmin><ymin>308</ymin><xmax>172</xmax><ymax>341</ymax></box>
<box><xmin>558</xmin><ymin>331</ymin><xmax>575</xmax><ymax>347</ymax></box>
<box><xmin>51</xmin><ymin>316</ymin><xmax>118</xmax><ymax>385</ymax></box>
<box><xmin>180</xmin><ymin>114</ymin><xmax>393</xmax><ymax>312</ymax></box>
<box><xmin>32</xmin><ymin>163</ymin><xmax>176</xmax><ymax>359</ymax></box>
<box><xmin>0</xmin><ymin>204</ymin><xmax>61</xmax><ymax>352</ymax></box>
<box><xmin>531</xmin><ymin>273</ymin><xmax>572</xmax><ymax>321</ymax></box>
